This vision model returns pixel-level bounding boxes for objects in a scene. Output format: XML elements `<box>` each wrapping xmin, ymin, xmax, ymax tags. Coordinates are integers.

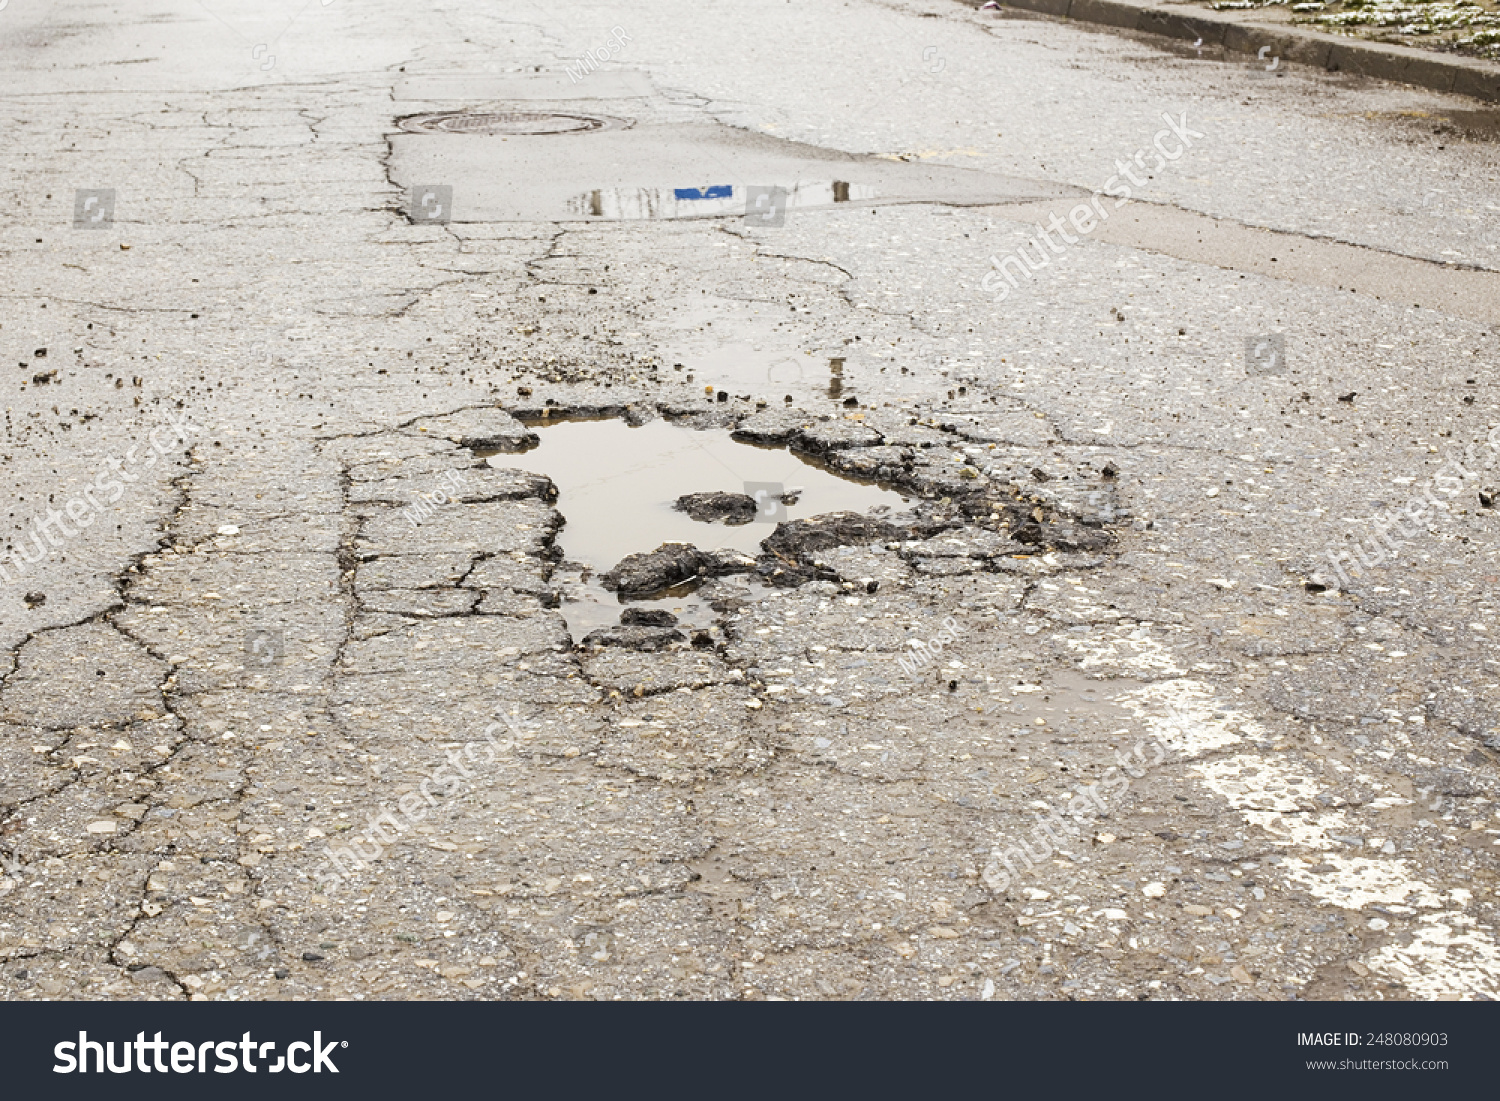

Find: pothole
<box><xmin>567</xmin><ymin>180</ymin><xmax>878</xmax><ymax>220</ymax></box>
<box><xmin>388</xmin><ymin>118</ymin><xmax>1074</xmax><ymax>221</ymax></box>
<box><xmin>397</xmin><ymin>111</ymin><xmax>632</xmax><ymax>136</ymax></box>
<box><xmin>478</xmin><ymin>417</ymin><xmax>912</xmax><ymax>639</ymax></box>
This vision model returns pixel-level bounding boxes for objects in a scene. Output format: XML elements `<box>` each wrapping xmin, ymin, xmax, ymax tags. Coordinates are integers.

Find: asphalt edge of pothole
<box><xmin>492</xmin><ymin>395</ymin><xmax>1126</xmax><ymax>580</ymax></box>
<box><xmin>958</xmin><ymin>0</ymin><xmax>1500</xmax><ymax>103</ymax></box>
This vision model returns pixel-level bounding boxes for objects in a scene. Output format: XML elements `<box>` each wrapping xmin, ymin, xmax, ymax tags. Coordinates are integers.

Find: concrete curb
<box><xmin>960</xmin><ymin>0</ymin><xmax>1500</xmax><ymax>102</ymax></box>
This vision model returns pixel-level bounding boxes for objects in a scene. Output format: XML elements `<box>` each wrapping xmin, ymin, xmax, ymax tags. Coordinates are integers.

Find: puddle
<box><xmin>482</xmin><ymin>417</ymin><xmax>910</xmax><ymax>638</ymax></box>
<box><xmin>996</xmin><ymin>670</ymin><xmax>1146</xmax><ymax>735</ymax></box>
<box><xmin>389</xmin><ymin>119</ymin><xmax>1073</xmax><ymax>221</ymax></box>
<box><xmin>567</xmin><ymin>180</ymin><xmax>878</xmax><ymax>220</ymax></box>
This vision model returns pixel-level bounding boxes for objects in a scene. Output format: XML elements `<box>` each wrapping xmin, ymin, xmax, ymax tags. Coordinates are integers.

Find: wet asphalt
<box><xmin>0</xmin><ymin>0</ymin><xmax>1497</xmax><ymax>1001</ymax></box>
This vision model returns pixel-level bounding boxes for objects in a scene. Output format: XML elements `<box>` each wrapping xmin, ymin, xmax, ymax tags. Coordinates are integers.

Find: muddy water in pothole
<box><xmin>996</xmin><ymin>670</ymin><xmax>1144</xmax><ymax>735</ymax></box>
<box><xmin>485</xmin><ymin>417</ymin><xmax>910</xmax><ymax>637</ymax></box>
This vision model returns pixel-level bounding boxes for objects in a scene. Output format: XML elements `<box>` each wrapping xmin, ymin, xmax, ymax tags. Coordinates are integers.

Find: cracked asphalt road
<box><xmin>1</xmin><ymin>0</ymin><xmax>1497</xmax><ymax>1002</ymax></box>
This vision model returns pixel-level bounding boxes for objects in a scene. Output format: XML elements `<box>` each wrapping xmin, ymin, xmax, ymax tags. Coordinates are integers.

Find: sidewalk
<box><xmin>964</xmin><ymin>0</ymin><xmax>1500</xmax><ymax>101</ymax></box>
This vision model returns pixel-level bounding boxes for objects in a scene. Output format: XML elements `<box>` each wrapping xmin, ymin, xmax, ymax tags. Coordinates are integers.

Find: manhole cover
<box><xmin>397</xmin><ymin>111</ymin><xmax>631</xmax><ymax>136</ymax></box>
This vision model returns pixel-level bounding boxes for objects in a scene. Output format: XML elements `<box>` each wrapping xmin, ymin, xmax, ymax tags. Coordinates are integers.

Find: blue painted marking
<box><xmin>673</xmin><ymin>185</ymin><xmax>733</xmax><ymax>200</ymax></box>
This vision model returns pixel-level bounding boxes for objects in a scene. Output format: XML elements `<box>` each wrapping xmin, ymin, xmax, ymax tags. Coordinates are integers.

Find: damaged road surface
<box><xmin>1</xmin><ymin>0</ymin><xmax>1498</xmax><ymax>1006</ymax></box>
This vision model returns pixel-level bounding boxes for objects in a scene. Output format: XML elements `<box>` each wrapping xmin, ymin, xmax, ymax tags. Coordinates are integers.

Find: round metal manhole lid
<box><xmin>397</xmin><ymin>111</ymin><xmax>632</xmax><ymax>136</ymax></box>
